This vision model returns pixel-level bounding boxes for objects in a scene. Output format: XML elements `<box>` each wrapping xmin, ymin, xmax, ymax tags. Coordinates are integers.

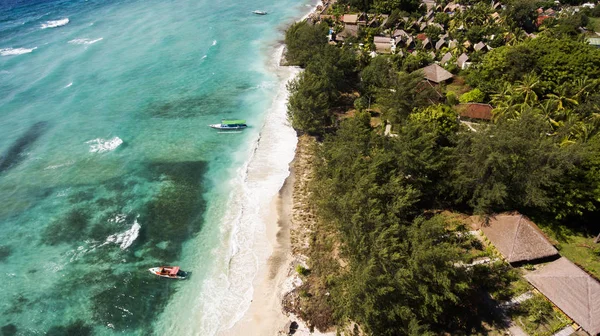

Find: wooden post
<box><xmin>594</xmin><ymin>232</ymin><xmax>600</xmax><ymax>244</ymax></box>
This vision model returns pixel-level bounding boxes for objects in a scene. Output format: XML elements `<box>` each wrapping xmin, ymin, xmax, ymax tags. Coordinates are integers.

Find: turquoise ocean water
<box><xmin>0</xmin><ymin>0</ymin><xmax>308</xmax><ymax>334</ymax></box>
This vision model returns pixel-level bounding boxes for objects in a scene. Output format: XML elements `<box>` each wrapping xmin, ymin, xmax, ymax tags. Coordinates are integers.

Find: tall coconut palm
<box><xmin>514</xmin><ymin>73</ymin><xmax>540</xmax><ymax>105</ymax></box>
<box><xmin>546</xmin><ymin>85</ymin><xmax>579</xmax><ymax>111</ymax></box>
<box><xmin>571</xmin><ymin>76</ymin><xmax>599</xmax><ymax>102</ymax></box>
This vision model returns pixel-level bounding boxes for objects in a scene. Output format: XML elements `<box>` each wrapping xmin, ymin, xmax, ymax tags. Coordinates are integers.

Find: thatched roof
<box><xmin>480</xmin><ymin>213</ymin><xmax>558</xmax><ymax>263</ymax></box>
<box><xmin>336</xmin><ymin>25</ymin><xmax>358</xmax><ymax>41</ymax></box>
<box><xmin>440</xmin><ymin>52</ymin><xmax>452</xmax><ymax>65</ymax></box>
<box><xmin>525</xmin><ymin>257</ymin><xmax>600</xmax><ymax>336</ymax></box>
<box><xmin>457</xmin><ymin>53</ymin><xmax>469</xmax><ymax>68</ymax></box>
<box><xmin>457</xmin><ymin>103</ymin><xmax>493</xmax><ymax>120</ymax></box>
<box><xmin>342</xmin><ymin>14</ymin><xmax>358</xmax><ymax>24</ymax></box>
<box><xmin>474</xmin><ymin>41</ymin><xmax>487</xmax><ymax>51</ymax></box>
<box><xmin>421</xmin><ymin>63</ymin><xmax>453</xmax><ymax>83</ymax></box>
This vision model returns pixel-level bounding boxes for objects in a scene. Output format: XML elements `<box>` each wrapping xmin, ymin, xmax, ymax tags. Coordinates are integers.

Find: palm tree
<box><xmin>546</xmin><ymin>85</ymin><xmax>579</xmax><ymax>111</ymax></box>
<box><xmin>514</xmin><ymin>73</ymin><xmax>540</xmax><ymax>105</ymax></box>
<box><xmin>571</xmin><ymin>76</ymin><xmax>598</xmax><ymax>102</ymax></box>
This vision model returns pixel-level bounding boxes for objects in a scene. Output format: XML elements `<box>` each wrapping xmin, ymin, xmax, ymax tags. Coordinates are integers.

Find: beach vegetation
<box><xmin>284</xmin><ymin>1</ymin><xmax>600</xmax><ymax>334</ymax></box>
<box><xmin>296</xmin><ymin>265</ymin><xmax>310</xmax><ymax>276</ymax></box>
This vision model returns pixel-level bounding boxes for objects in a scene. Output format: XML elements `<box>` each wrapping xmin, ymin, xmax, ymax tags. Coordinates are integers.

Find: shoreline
<box><xmin>220</xmin><ymin>2</ymin><xmax>327</xmax><ymax>334</ymax></box>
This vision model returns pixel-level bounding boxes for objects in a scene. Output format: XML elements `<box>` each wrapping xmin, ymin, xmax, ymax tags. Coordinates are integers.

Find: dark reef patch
<box><xmin>1</xmin><ymin>324</ymin><xmax>17</xmax><ymax>336</ymax></box>
<box><xmin>0</xmin><ymin>245</ymin><xmax>11</xmax><ymax>262</ymax></box>
<box><xmin>41</xmin><ymin>208</ymin><xmax>90</xmax><ymax>246</ymax></box>
<box><xmin>91</xmin><ymin>271</ymin><xmax>174</xmax><ymax>332</ymax></box>
<box><xmin>4</xmin><ymin>294</ymin><xmax>29</xmax><ymax>315</ymax></box>
<box><xmin>0</xmin><ymin>121</ymin><xmax>49</xmax><ymax>174</ymax></box>
<box><xmin>46</xmin><ymin>320</ymin><xmax>93</xmax><ymax>336</ymax></box>
<box><xmin>145</xmin><ymin>92</ymin><xmax>239</xmax><ymax>119</ymax></box>
<box><xmin>138</xmin><ymin>161</ymin><xmax>206</xmax><ymax>262</ymax></box>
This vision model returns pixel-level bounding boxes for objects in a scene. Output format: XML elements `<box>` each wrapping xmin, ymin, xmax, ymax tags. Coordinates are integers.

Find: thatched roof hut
<box><xmin>525</xmin><ymin>257</ymin><xmax>600</xmax><ymax>336</ymax></box>
<box><xmin>480</xmin><ymin>213</ymin><xmax>558</xmax><ymax>264</ymax></box>
<box><xmin>420</xmin><ymin>63</ymin><xmax>453</xmax><ymax>83</ymax></box>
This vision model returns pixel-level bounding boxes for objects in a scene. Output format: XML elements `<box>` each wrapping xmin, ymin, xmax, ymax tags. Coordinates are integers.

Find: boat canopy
<box><xmin>222</xmin><ymin>119</ymin><xmax>246</xmax><ymax>125</ymax></box>
<box><xmin>169</xmin><ymin>266</ymin><xmax>180</xmax><ymax>275</ymax></box>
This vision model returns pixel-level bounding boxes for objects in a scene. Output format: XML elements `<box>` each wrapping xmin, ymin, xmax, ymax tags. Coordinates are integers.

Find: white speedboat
<box><xmin>209</xmin><ymin>119</ymin><xmax>247</xmax><ymax>130</ymax></box>
<box><xmin>252</xmin><ymin>10</ymin><xmax>267</xmax><ymax>15</ymax></box>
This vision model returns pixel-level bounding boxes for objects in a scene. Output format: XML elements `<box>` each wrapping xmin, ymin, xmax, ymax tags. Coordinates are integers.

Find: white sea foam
<box><xmin>44</xmin><ymin>160</ymin><xmax>75</xmax><ymax>170</ymax></box>
<box><xmin>41</xmin><ymin>18</ymin><xmax>69</xmax><ymax>29</ymax></box>
<box><xmin>212</xmin><ymin>40</ymin><xmax>217</xmax><ymax>46</ymax></box>
<box><xmin>102</xmin><ymin>218</ymin><xmax>141</xmax><ymax>250</ymax></box>
<box><xmin>159</xmin><ymin>45</ymin><xmax>301</xmax><ymax>335</ymax></box>
<box><xmin>86</xmin><ymin>136</ymin><xmax>123</xmax><ymax>153</ymax></box>
<box><xmin>201</xmin><ymin>55</ymin><xmax>207</xmax><ymax>59</ymax></box>
<box><xmin>68</xmin><ymin>37</ymin><xmax>103</xmax><ymax>45</ymax></box>
<box><xmin>0</xmin><ymin>47</ymin><xmax>37</xmax><ymax>56</ymax></box>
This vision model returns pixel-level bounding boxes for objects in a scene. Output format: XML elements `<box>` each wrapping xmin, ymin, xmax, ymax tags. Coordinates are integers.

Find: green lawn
<box><xmin>539</xmin><ymin>225</ymin><xmax>600</xmax><ymax>279</ymax></box>
<box><xmin>589</xmin><ymin>17</ymin><xmax>600</xmax><ymax>33</ymax></box>
<box><xmin>509</xmin><ymin>294</ymin><xmax>571</xmax><ymax>336</ymax></box>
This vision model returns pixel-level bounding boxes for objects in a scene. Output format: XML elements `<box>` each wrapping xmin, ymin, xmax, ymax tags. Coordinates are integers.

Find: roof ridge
<box><xmin>508</xmin><ymin>215</ymin><xmax>522</xmax><ymax>260</ymax></box>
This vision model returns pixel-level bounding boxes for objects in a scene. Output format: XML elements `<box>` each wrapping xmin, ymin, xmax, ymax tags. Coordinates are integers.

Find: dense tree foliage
<box><xmin>285</xmin><ymin>22</ymin><xmax>358</xmax><ymax>134</ymax></box>
<box><xmin>284</xmin><ymin>21</ymin><xmax>329</xmax><ymax>67</ymax></box>
<box><xmin>284</xmin><ymin>11</ymin><xmax>600</xmax><ymax>335</ymax></box>
<box><xmin>467</xmin><ymin>37</ymin><xmax>600</xmax><ymax>94</ymax></box>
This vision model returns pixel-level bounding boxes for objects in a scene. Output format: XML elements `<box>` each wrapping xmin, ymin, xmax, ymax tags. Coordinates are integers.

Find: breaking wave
<box><xmin>0</xmin><ymin>47</ymin><xmax>37</xmax><ymax>56</ymax></box>
<box><xmin>41</xmin><ymin>18</ymin><xmax>69</xmax><ymax>29</ymax></box>
<box><xmin>68</xmin><ymin>38</ymin><xmax>103</xmax><ymax>45</ymax></box>
<box><xmin>86</xmin><ymin>137</ymin><xmax>123</xmax><ymax>153</ymax></box>
<box><xmin>102</xmin><ymin>218</ymin><xmax>141</xmax><ymax>250</ymax></box>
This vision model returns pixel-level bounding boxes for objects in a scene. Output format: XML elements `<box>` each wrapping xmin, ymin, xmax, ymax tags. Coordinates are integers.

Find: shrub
<box><xmin>459</xmin><ymin>88</ymin><xmax>485</xmax><ymax>103</ymax></box>
<box><xmin>446</xmin><ymin>91</ymin><xmax>459</xmax><ymax>105</ymax></box>
<box><xmin>296</xmin><ymin>265</ymin><xmax>310</xmax><ymax>276</ymax></box>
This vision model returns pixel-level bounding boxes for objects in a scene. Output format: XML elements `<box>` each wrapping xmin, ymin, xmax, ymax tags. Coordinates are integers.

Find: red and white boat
<box><xmin>148</xmin><ymin>266</ymin><xmax>188</xmax><ymax>279</ymax></box>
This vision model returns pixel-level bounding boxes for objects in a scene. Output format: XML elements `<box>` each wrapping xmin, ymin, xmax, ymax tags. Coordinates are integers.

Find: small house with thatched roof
<box><xmin>420</xmin><ymin>63</ymin><xmax>454</xmax><ymax>83</ymax></box>
<box><xmin>440</xmin><ymin>52</ymin><xmax>452</xmax><ymax>65</ymax></box>
<box><xmin>374</xmin><ymin>36</ymin><xmax>393</xmax><ymax>53</ymax></box>
<box><xmin>456</xmin><ymin>103</ymin><xmax>493</xmax><ymax>120</ymax></box>
<box><xmin>474</xmin><ymin>41</ymin><xmax>489</xmax><ymax>51</ymax></box>
<box><xmin>525</xmin><ymin>257</ymin><xmax>600</xmax><ymax>336</ymax></box>
<box><xmin>335</xmin><ymin>25</ymin><xmax>358</xmax><ymax>42</ymax></box>
<box><xmin>342</xmin><ymin>14</ymin><xmax>358</xmax><ymax>24</ymax></box>
<box><xmin>480</xmin><ymin>213</ymin><xmax>558</xmax><ymax>264</ymax></box>
<box><xmin>435</xmin><ymin>38</ymin><xmax>446</xmax><ymax>50</ymax></box>
<box><xmin>457</xmin><ymin>53</ymin><xmax>469</xmax><ymax>69</ymax></box>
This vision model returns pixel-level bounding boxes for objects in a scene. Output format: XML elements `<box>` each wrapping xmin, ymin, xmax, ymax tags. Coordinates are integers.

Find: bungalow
<box><xmin>423</xmin><ymin>0</ymin><xmax>436</xmax><ymax>10</ymax></box>
<box><xmin>420</xmin><ymin>63</ymin><xmax>454</xmax><ymax>83</ymax></box>
<box><xmin>456</xmin><ymin>103</ymin><xmax>493</xmax><ymax>120</ymax></box>
<box><xmin>473</xmin><ymin>41</ymin><xmax>489</xmax><ymax>51</ymax></box>
<box><xmin>342</xmin><ymin>14</ymin><xmax>358</xmax><ymax>25</ymax></box>
<box><xmin>479</xmin><ymin>213</ymin><xmax>558</xmax><ymax>264</ymax></box>
<box><xmin>448</xmin><ymin>39</ymin><xmax>458</xmax><ymax>49</ymax></box>
<box><xmin>525</xmin><ymin>258</ymin><xmax>600</xmax><ymax>336</ymax></box>
<box><xmin>374</xmin><ymin>36</ymin><xmax>393</xmax><ymax>54</ymax></box>
<box><xmin>393</xmin><ymin>29</ymin><xmax>409</xmax><ymax>39</ymax></box>
<box><xmin>457</xmin><ymin>53</ymin><xmax>469</xmax><ymax>68</ymax></box>
<box><xmin>435</xmin><ymin>38</ymin><xmax>446</xmax><ymax>50</ymax></box>
<box><xmin>490</xmin><ymin>12</ymin><xmax>501</xmax><ymax>22</ymax></box>
<box><xmin>335</xmin><ymin>25</ymin><xmax>358</xmax><ymax>42</ymax></box>
<box><xmin>422</xmin><ymin>37</ymin><xmax>432</xmax><ymax>49</ymax></box>
<box><xmin>444</xmin><ymin>2</ymin><xmax>460</xmax><ymax>12</ymax></box>
<box><xmin>440</xmin><ymin>51</ymin><xmax>452</xmax><ymax>65</ymax></box>
<box><xmin>342</xmin><ymin>13</ymin><xmax>367</xmax><ymax>25</ymax></box>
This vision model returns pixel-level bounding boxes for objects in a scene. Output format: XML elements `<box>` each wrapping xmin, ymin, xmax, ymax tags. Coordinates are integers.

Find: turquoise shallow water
<box><xmin>0</xmin><ymin>0</ymin><xmax>308</xmax><ymax>334</ymax></box>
